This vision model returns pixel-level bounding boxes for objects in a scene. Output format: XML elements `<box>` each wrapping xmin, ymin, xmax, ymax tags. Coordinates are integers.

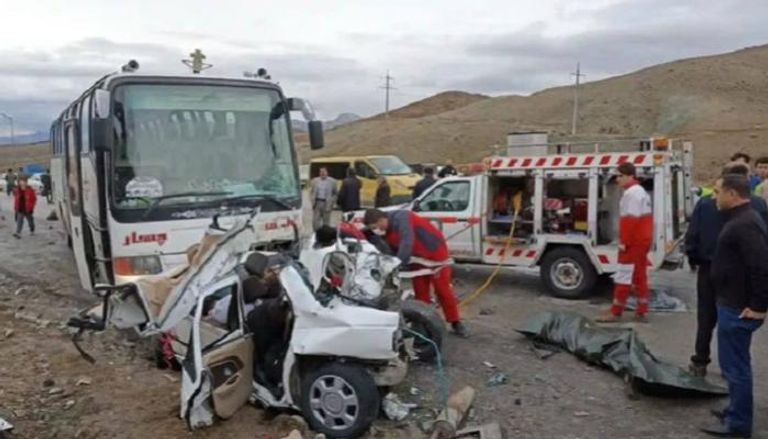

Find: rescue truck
<box><xmin>402</xmin><ymin>134</ymin><xmax>694</xmax><ymax>299</ymax></box>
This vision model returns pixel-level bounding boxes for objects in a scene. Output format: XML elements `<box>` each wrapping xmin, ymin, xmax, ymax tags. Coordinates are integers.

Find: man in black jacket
<box><xmin>412</xmin><ymin>167</ymin><xmax>436</xmax><ymax>199</ymax></box>
<box><xmin>686</xmin><ymin>164</ymin><xmax>768</xmax><ymax>377</ymax></box>
<box><xmin>337</xmin><ymin>168</ymin><xmax>362</xmax><ymax>213</ymax></box>
<box><xmin>700</xmin><ymin>174</ymin><xmax>768</xmax><ymax>438</ymax></box>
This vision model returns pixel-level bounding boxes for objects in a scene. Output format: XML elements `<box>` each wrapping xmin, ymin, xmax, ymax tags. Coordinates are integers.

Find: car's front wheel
<box><xmin>300</xmin><ymin>362</ymin><xmax>380</xmax><ymax>438</ymax></box>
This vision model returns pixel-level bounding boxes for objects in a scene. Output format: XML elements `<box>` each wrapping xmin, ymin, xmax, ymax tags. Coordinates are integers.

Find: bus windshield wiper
<box><xmin>220</xmin><ymin>193</ymin><xmax>296</xmax><ymax>211</ymax></box>
<box><xmin>141</xmin><ymin>191</ymin><xmax>232</xmax><ymax>220</ymax></box>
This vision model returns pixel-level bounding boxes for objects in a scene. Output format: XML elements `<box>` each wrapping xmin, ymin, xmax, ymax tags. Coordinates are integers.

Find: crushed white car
<box><xmin>68</xmin><ymin>215</ymin><xmax>413</xmax><ymax>438</ymax></box>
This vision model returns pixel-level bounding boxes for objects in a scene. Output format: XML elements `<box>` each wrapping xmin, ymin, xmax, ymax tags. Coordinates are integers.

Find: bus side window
<box><xmin>80</xmin><ymin>95</ymin><xmax>92</xmax><ymax>154</ymax></box>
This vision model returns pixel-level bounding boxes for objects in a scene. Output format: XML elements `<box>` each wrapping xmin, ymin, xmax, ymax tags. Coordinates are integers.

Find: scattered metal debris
<box><xmin>626</xmin><ymin>288</ymin><xmax>687</xmax><ymax>313</ymax></box>
<box><xmin>75</xmin><ymin>377</ymin><xmax>92</xmax><ymax>386</ymax></box>
<box><xmin>487</xmin><ymin>372</ymin><xmax>508</xmax><ymax>387</ymax></box>
<box><xmin>455</xmin><ymin>422</ymin><xmax>503</xmax><ymax>439</ymax></box>
<box><xmin>482</xmin><ymin>361</ymin><xmax>496</xmax><ymax>369</ymax></box>
<box><xmin>382</xmin><ymin>393</ymin><xmax>418</xmax><ymax>421</ymax></box>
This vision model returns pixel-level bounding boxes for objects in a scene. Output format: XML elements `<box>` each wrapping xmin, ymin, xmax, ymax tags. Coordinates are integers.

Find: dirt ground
<box><xmin>2</xmin><ymin>198</ymin><xmax>768</xmax><ymax>439</ymax></box>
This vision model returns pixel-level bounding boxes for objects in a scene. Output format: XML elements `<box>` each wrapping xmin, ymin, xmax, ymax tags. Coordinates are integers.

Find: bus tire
<box><xmin>540</xmin><ymin>247</ymin><xmax>597</xmax><ymax>299</ymax></box>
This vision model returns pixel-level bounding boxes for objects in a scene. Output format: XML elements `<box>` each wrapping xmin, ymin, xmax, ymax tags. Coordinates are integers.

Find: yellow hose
<box><xmin>459</xmin><ymin>192</ymin><xmax>522</xmax><ymax>308</ymax></box>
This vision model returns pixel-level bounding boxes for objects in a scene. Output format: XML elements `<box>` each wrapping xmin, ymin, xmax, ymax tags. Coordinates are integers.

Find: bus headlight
<box><xmin>114</xmin><ymin>256</ymin><xmax>163</xmax><ymax>276</ymax></box>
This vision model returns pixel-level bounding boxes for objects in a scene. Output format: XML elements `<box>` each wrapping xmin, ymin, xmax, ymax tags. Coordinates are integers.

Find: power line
<box><xmin>571</xmin><ymin>62</ymin><xmax>586</xmax><ymax>136</ymax></box>
<box><xmin>379</xmin><ymin>70</ymin><xmax>397</xmax><ymax>118</ymax></box>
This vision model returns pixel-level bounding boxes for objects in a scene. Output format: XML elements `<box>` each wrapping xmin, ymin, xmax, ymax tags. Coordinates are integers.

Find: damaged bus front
<box><xmin>50</xmin><ymin>57</ymin><xmax>323</xmax><ymax>293</ymax></box>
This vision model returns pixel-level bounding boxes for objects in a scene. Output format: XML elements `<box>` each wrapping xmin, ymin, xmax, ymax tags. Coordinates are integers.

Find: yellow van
<box><xmin>309</xmin><ymin>155</ymin><xmax>421</xmax><ymax>207</ymax></box>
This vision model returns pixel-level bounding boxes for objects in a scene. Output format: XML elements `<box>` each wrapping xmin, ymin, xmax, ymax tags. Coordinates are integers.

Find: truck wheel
<box><xmin>540</xmin><ymin>247</ymin><xmax>597</xmax><ymax>299</ymax></box>
<box><xmin>300</xmin><ymin>363</ymin><xmax>380</xmax><ymax>438</ymax></box>
<box><xmin>401</xmin><ymin>299</ymin><xmax>445</xmax><ymax>363</ymax></box>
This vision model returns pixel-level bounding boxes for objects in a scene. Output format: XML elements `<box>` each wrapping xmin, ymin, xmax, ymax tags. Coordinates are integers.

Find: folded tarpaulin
<box><xmin>517</xmin><ymin>311</ymin><xmax>727</xmax><ymax>396</ymax></box>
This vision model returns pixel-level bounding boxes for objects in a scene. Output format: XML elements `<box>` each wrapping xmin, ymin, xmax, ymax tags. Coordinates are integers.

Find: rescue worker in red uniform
<box><xmin>598</xmin><ymin>162</ymin><xmax>653</xmax><ymax>323</ymax></box>
<box><xmin>364</xmin><ymin>208</ymin><xmax>469</xmax><ymax>337</ymax></box>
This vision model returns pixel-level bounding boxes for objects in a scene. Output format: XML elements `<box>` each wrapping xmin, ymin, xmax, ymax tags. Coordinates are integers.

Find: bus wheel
<box><xmin>540</xmin><ymin>247</ymin><xmax>597</xmax><ymax>299</ymax></box>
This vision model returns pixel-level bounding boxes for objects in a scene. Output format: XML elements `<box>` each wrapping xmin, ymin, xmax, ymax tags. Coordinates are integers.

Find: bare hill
<box><xmin>374</xmin><ymin>91</ymin><xmax>489</xmax><ymax>120</ymax></box>
<box><xmin>0</xmin><ymin>143</ymin><xmax>51</xmax><ymax>172</ymax></box>
<box><xmin>306</xmin><ymin>45</ymin><xmax>768</xmax><ymax>181</ymax></box>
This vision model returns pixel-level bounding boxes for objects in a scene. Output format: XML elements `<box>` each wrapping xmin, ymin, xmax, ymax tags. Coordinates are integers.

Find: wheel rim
<box><xmin>308</xmin><ymin>375</ymin><xmax>360</xmax><ymax>430</ymax></box>
<box><xmin>550</xmin><ymin>257</ymin><xmax>584</xmax><ymax>291</ymax></box>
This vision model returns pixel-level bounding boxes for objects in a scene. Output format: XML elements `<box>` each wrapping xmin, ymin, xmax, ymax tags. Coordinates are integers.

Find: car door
<box><xmin>413</xmin><ymin>178</ymin><xmax>479</xmax><ymax>261</ymax></box>
<box><xmin>181</xmin><ymin>283</ymin><xmax>253</xmax><ymax>429</ymax></box>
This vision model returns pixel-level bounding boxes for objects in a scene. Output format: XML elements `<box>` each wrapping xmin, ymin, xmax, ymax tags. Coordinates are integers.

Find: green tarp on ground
<box><xmin>518</xmin><ymin>311</ymin><xmax>727</xmax><ymax>397</ymax></box>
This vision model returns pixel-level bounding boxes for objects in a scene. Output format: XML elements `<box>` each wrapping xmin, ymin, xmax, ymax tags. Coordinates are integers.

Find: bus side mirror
<box><xmin>92</xmin><ymin>119</ymin><xmax>111</xmax><ymax>153</ymax></box>
<box><xmin>308</xmin><ymin>120</ymin><xmax>324</xmax><ymax>150</ymax></box>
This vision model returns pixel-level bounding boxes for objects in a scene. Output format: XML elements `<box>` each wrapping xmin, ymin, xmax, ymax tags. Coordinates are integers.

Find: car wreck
<box><xmin>67</xmin><ymin>214</ymin><xmax>434</xmax><ymax>438</ymax></box>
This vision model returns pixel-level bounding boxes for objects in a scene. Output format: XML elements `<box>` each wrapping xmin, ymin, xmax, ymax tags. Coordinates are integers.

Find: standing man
<box><xmin>687</xmin><ymin>164</ymin><xmax>768</xmax><ymax>377</ymax></box>
<box><xmin>12</xmin><ymin>176</ymin><xmax>36</xmax><ymax>239</ymax></box>
<box><xmin>753</xmin><ymin>156</ymin><xmax>768</xmax><ymax>203</ymax></box>
<box><xmin>412</xmin><ymin>167</ymin><xmax>437</xmax><ymax>200</ymax></box>
<box><xmin>310</xmin><ymin>167</ymin><xmax>337</xmax><ymax>231</ymax></box>
<box><xmin>730</xmin><ymin>152</ymin><xmax>761</xmax><ymax>192</ymax></box>
<box><xmin>597</xmin><ymin>163</ymin><xmax>653</xmax><ymax>323</ymax></box>
<box><xmin>438</xmin><ymin>160</ymin><xmax>458</xmax><ymax>178</ymax></box>
<box><xmin>41</xmin><ymin>168</ymin><xmax>52</xmax><ymax>204</ymax></box>
<box><xmin>699</xmin><ymin>173</ymin><xmax>768</xmax><ymax>438</ymax></box>
<box><xmin>375</xmin><ymin>176</ymin><xmax>391</xmax><ymax>208</ymax></box>
<box><xmin>337</xmin><ymin>168</ymin><xmax>362</xmax><ymax>213</ymax></box>
<box><xmin>363</xmin><ymin>208</ymin><xmax>469</xmax><ymax>337</ymax></box>
<box><xmin>5</xmin><ymin>168</ymin><xmax>16</xmax><ymax>196</ymax></box>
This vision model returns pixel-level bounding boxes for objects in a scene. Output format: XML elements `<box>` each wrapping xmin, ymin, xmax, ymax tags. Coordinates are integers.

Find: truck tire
<box><xmin>401</xmin><ymin>299</ymin><xmax>445</xmax><ymax>363</ymax></box>
<box><xmin>300</xmin><ymin>362</ymin><xmax>380</xmax><ymax>439</ymax></box>
<box><xmin>540</xmin><ymin>247</ymin><xmax>597</xmax><ymax>299</ymax></box>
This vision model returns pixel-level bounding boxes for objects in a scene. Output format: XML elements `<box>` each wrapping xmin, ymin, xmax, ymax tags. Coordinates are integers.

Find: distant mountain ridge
<box><xmin>0</xmin><ymin>130</ymin><xmax>49</xmax><ymax>146</ymax></box>
<box><xmin>293</xmin><ymin>113</ymin><xmax>361</xmax><ymax>132</ymax></box>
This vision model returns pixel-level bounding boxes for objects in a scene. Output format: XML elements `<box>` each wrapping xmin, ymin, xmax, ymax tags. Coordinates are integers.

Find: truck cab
<box><xmin>408</xmin><ymin>138</ymin><xmax>694</xmax><ymax>298</ymax></box>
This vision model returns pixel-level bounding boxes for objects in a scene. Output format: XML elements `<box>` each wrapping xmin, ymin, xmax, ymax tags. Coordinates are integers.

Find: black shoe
<box><xmin>710</xmin><ymin>408</ymin><xmax>727</xmax><ymax>422</ymax></box>
<box><xmin>451</xmin><ymin>321</ymin><xmax>470</xmax><ymax>338</ymax></box>
<box><xmin>690</xmin><ymin>362</ymin><xmax>708</xmax><ymax>377</ymax></box>
<box><xmin>12</xmin><ymin>233</ymin><xmax>20</xmax><ymax>239</ymax></box>
<box><xmin>700</xmin><ymin>423</ymin><xmax>751</xmax><ymax>438</ymax></box>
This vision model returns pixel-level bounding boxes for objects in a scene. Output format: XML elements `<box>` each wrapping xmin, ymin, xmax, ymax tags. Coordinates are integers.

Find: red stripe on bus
<box><xmin>536</xmin><ymin>158</ymin><xmax>547</xmax><ymax>166</ymax></box>
<box><xmin>566</xmin><ymin>157</ymin><xmax>578</xmax><ymax>166</ymax></box>
<box><xmin>617</xmin><ymin>155</ymin><xmax>629</xmax><ymax>164</ymax></box>
<box><xmin>633</xmin><ymin>154</ymin><xmax>646</xmax><ymax>164</ymax></box>
<box><xmin>600</xmin><ymin>155</ymin><xmax>611</xmax><ymax>165</ymax></box>
<box><xmin>583</xmin><ymin>156</ymin><xmax>595</xmax><ymax>166</ymax></box>
<box><xmin>507</xmin><ymin>158</ymin><xmax>518</xmax><ymax>167</ymax></box>
<box><xmin>598</xmin><ymin>255</ymin><xmax>609</xmax><ymax>264</ymax></box>
<box><xmin>526</xmin><ymin>250</ymin><xmax>536</xmax><ymax>258</ymax></box>
<box><xmin>552</xmin><ymin>157</ymin><xmax>563</xmax><ymax>166</ymax></box>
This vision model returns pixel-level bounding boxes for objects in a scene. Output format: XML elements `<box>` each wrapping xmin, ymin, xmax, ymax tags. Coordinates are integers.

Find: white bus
<box><xmin>50</xmin><ymin>59</ymin><xmax>323</xmax><ymax>292</ymax></box>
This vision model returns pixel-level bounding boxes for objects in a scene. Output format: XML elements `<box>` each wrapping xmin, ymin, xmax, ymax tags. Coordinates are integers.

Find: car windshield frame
<box><xmin>368</xmin><ymin>156</ymin><xmax>412</xmax><ymax>176</ymax></box>
<box><xmin>107</xmin><ymin>79</ymin><xmax>301</xmax><ymax>222</ymax></box>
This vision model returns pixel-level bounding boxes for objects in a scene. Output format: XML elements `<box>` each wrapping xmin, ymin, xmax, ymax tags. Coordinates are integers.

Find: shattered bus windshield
<box><xmin>111</xmin><ymin>83</ymin><xmax>299</xmax><ymax>215</ymax></box>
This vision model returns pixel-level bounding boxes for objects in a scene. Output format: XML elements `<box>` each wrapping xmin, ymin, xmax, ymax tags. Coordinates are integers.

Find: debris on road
<box><xmin>2</xmin><ymin>329</ymin><xmax>13</xmax><ymax>339</ymax></box>
<box><xmin>48</xmin><ymin>387</ymin><xmax>64</xmax><ymax>396</ymax></box>
<box><xmin>482</xmin><ymin>361</ymin><xmax>496</xmax><ymax>369</ymax></box>
<box><xmin>573</xmin><ymin>411</ymin><xmax>590</xmax><ymax>417</ymax></box>
<box><xmin>75</xmin><ymin>376</ymin><xmax>92</xmax><ymax>386</ymax></box>
<box><xmin>0</xmin><ymin>415</ymin><xmax>13</xmax><ymax>434</ymax></box>
<box><xmin>431</xmin><ymin>386</ymin><xmax>476</xmax><ymax>439</ymax></box>
<box><xmin>271</xmin><ymin>414</ymin><xmax>309</xmax><ymax>438</ymax></box>
<box><xmin>280</xmin><ymin>430</ymin><xmax>303</xmax><ymax>439</ymax></box>
<box><xmin>42</xmin><ymin>378</ymin><xmax>55</xmax><ymax>388</ymax></box>
<box><xmin>382</xmin><ymin>393</ymin><xmax>418</xmax><ymax>421</ymax></box>
<box><xmin>626</xmin><ymin>288</ymin><xmax>687</xmax><ymax>313</ymax></box>
<box><xmin>487</xmin><ymin>372</ymin><xmax>508</xmax><ymax>387</ymax></box>
<box><xmin>518</xmin><ymin>312</ymin><xmax>728</xmax><ymax>396</ymax></box>
<box><xmin>455</xmin><ymin>422</ymin><xmax>503</xmax><ymax>439</ymax></box>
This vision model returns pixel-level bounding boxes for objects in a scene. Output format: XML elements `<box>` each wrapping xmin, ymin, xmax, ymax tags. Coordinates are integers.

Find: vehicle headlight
<box><xmin>114</xmin><ymin>255</ymin><xmax>163</xmax><ymax>276</ymax></box>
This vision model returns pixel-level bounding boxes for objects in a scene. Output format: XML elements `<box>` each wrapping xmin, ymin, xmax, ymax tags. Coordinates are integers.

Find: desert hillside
<box><xmin>0</xmin><ymin>143</ymin><xmax>50</xmax><ymax>172</ymax></box>
<box><xmin>304</xmin><ymin>45</ymin><xmax>768</xmax><ymax>181</ymax></box>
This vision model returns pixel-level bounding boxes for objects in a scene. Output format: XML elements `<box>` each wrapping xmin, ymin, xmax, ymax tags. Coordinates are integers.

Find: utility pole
<box><xmin>0</xmin><ymin>112</ymin><xmax>13</xmax><ymax>146</ymax></box>
<box><xmin>571</xmin><ymin>62</ymin><xmax>585</xmax><ymax>136</ymax></box>
<box><xmin>379</xmin><ymin>71</ymin><xmax>396</xmax><ymax>118</ymax></box>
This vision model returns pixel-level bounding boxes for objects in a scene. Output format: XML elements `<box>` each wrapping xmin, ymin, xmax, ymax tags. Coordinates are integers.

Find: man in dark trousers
<box><xmin>337</xmin><ymin>168</ymin><xmax>362</xmax><ymax>213</ymax></box>
<box><xmin>686</xmin><ymin>164</ymin><xmax>768</xmax><ymax>377</ymax></box>
<box><xmin>699</xmin><ymin>173</ymin><xmax>768</xmax><ymax>438</ymax></box>
<box><xmin>364</xmin><ymin>208</ymin><xmax>469</xmax><ymax>337</ymax></box>
<box><xmin>12</xmin><ymin>176</ymin><xmax>36</xmax><ymax>239</ymax></box>
<box><xmin>412</xmin><ymin>167</ymin><xmax>436</xmax><ymax>199</ymax></box>
<box><xmin>375</xmin><ymin>176</ymin><xmax>391</xmax><ymax>208</ymax></box>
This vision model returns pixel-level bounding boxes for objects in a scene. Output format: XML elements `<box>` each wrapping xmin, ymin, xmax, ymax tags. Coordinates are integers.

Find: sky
<box><xmin>0</xmin><ymin>0</ymin><xmax>767</xmax><ymax>136</ymax></box>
